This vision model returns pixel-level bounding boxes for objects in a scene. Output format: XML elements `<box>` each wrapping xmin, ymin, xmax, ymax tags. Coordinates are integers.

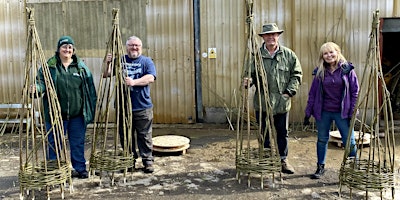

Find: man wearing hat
<box><xmin>244</xmin><ymin>23</ymin><xmax>303</xmax><ymax>174</ymax></box>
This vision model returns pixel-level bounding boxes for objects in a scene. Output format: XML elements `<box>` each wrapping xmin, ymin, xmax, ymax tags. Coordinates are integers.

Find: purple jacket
<box><xmin>305</xmin><ymin>62</ymin><xmax>359</xmax><ymax>120</ymax></box>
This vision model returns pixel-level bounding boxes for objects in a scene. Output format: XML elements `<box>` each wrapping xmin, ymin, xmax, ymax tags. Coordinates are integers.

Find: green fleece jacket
<box><xmin>36</xmin><ymin>54</ymin><xmax>97</xmax><ymax>125</ymax></box>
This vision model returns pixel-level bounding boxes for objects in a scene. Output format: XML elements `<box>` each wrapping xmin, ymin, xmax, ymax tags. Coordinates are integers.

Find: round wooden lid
<box><xmin>152</xmin><ymin>135</ymin><xmax>190</xmax><ymax>148</ymax></box>
<box><xmin>329</xmin><ymin>130</ymin><xmax>371</xmax><ymax>144</ymax></box>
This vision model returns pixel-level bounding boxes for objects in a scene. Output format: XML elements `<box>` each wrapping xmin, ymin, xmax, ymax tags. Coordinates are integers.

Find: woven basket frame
<box><xmin>236</xmin><ymin>148</ymin><xmax>281</xmax><ymax>175</ymax></box>
<box><xmin>90</xmin><ymin>151</ymin><xmax>135</xmax><ymax>171</ymax></box>
<box><xmin>340</xmin><ymin>159</ymin><xmax>395</xmax><ymax>191</ymax></box>
<box><xmin>19</xmin><ymin>161</ymin><xmax>70</xmax><ymax>190</ymax></box>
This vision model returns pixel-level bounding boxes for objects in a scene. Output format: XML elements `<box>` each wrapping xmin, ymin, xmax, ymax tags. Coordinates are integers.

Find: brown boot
<box><xmin>281</xmin><ymin>159</ymin><xmax>295</xmax><ymax>174</ymax></box>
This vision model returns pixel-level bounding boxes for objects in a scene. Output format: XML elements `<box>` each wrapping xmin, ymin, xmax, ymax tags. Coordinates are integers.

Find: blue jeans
<box><xmin>47</xmin><ymin>116</ymin><xmax>87</xmax><ymax>173</ymax></box>
<box><xmin>256</xmin><ymin>111</ymin><xmax>289</xmax><ymax>160</ymax></box>
<box><xmin>119</xmin><ymin>108</ymin><xmax>154</xmax><ymax>166</ymax></box>
<box><xmin>316</xmin><ymin>111</ymin><xmax>357</xmax><ymax>165</ymax></box>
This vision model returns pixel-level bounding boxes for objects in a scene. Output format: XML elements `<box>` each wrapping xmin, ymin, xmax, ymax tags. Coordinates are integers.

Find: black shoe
<box><xmin>91</xmin><ymin>171</ymin><xmax>101</xmax><ymax>176</ymax></box>
<box><xmin>71</xmin><ymin>170</ymin><xmax>79</xmax><ymax>178</ymax></box>
<box><xmin>281</xmin><ymin>159</ymin><xmax>295</xmax><ymax>174</ymax></box>
<box><xmin>71</xmin><ymin>170</ymin><xmax>88</xmax><ymax>179</ymax></box>
<box><xmin>310</xmin><ymin>164</ymin><xmax>325</xmax><ymax>179</ymax></box>
<box><xmin>79</xmin><ymin>171</ymin><xmax>88</xmax><ymax>179</ymax></box>
<box><xmin>143</xmin><ymin>164</ymin><xmax>154</xmax><ymax>174</ymax></box>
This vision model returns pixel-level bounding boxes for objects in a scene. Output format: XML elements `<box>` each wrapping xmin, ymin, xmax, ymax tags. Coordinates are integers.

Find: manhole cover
<box><xmin>152</xmin><ymin>135</ymin><xmax>190</xmax><ymax>154</ymax></box>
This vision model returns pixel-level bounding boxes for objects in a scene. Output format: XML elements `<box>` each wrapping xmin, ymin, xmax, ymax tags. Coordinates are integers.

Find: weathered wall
<box><xmin>0</xmin><ymin>0</ymin><xmax>398</xmax><ymax>124</ymax></box>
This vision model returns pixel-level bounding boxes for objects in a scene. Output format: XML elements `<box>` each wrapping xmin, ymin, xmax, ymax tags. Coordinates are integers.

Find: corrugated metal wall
<box><xmin>146</xmin><ymin>0</ymin><xmax>195</xmax><ymax>123</ymax></box>
<box><xmin>200</xmin><ymin>0</ymin><xmax>398</xmax><ymax>123</ymax></box>
<box><xmin>0</xmin><ymin>0</ymin><xmax>399</xmax><ymax>124</ymax></box>
<box><xmin>245</xmin><ymin>0</ymin><xmax>395</xmax><ymax>122</ymax></box>
<box><xmin>0</xmin><ymin>0</ymin><xmax>26</xmax><ymax>103</ymax></box>
<box><xmin>1</xmin><ymin>0</ymin><xmax>194</xmax><ymax>124</ymax></box>
<box><xmin>200</xmin><ymin>0</ymin><xmax>245</xmax><ymax>122</ymax></box>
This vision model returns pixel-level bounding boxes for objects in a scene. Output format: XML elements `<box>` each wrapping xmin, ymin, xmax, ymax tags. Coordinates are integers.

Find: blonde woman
<box><xmin>304</xmin><ymin>42</ymin><xmax>359</xmax><ymax>179</ymax></box>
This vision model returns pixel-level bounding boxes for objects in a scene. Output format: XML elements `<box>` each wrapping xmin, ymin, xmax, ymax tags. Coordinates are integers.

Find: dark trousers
<box><xmin>119</xmin><ymin>108</ymin><xmax>154</xmax><ymax>166</ymax></box>
<box><xmin>256</xmin><ymin>111</ymin><xmax>289</xmax><ymax>160</ymax></box>
<box><xmin>46</xmin><ymin>116</ymin><xmax>87</xmax><ymax>173</ymax></box>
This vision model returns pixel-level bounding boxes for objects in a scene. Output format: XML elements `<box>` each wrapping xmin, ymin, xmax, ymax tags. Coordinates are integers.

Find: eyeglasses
<box><xmin>127</xmin><ymin>44</ymin><xmax>141</xmax><ymax>47</ymax></box>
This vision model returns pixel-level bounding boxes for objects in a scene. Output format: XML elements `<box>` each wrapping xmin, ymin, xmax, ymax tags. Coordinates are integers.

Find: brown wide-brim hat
<box><xmin>258</xmin><ymin>23</ymin><xmax>284</xmax><ymax>36</ymax></box>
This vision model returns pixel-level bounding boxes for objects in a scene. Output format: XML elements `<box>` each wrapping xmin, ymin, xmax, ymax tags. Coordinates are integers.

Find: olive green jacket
<box><xmin>250</xmin><ymin>44</ymin><xmax>303</xmax><ymax>115</ymax></box>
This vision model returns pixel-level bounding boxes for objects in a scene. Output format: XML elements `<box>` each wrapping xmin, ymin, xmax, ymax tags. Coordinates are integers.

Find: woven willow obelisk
<box><xmin>339</xmin><ymin>10</ymin><xmax>396</xmax><ymax>200</ymax></box>
<box><xmin>19</xmin><ymin>7</ymin><xmax>71</xmax><ymax>200</ymax></box>
<box><xmin>89</xmin><ymin>8</ymin><xmax>134</xmax><ymax>185</ymax></box>
<box><xmin>235</xmin><ymin>0</ymin><xmax>281</xmax><ymax>189</ymax></box>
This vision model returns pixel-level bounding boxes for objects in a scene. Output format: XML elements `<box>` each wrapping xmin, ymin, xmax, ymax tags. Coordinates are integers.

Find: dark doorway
<box><xmin>380</xmin><ymin>18</ymin><xmax>400</xmax><ymax>119</ymax></box>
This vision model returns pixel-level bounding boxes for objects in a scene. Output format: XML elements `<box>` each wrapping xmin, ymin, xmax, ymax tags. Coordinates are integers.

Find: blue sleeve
<box><xmin>145</xmin><ymin>57</ymin><xmax>157</xmax><ymax>79</ymax></box>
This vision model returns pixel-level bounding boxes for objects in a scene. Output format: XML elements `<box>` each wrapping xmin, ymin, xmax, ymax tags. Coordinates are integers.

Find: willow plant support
<box><xmin>339</xmin><ymin>10</ymin><xmax>396</xmax><ymax>200</ymax></box>
<box><xmin>18</xmin><ymin>7</ymin><xmax>71</xmax><ymax>200</ymax></box>
<box><xmin>235</xmin><ymin>0</ymin><xmax>281</xmax><ymax>189</ymax></box>
<box><xmin>89</xmin><ymin>8</ymin><xmax>134</xmax><ymax>185</ymax></box>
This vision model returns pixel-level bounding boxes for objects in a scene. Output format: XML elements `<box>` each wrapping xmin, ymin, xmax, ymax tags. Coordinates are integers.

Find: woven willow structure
<box><xmin>339</xmin><ymin>10</ymin><xmax>396</xmax><ymax>200</ymax></box>
<box><xmin>89</xmin><ymin>9</ymin><xmax>134</xmax><ymax>185</ymax></box>
<box><xmin>18</xmin><ymin>7</ymin><xmax>71</xmax><ymax>199</ymax></box>
<box><xmin>235</xmin><ymin>0</ymin><xmax>281</xmax><ymax>189</ymax></box>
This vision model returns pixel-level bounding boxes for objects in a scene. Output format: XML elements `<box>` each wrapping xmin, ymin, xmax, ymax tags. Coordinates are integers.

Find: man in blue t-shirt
<box><xmin>104</xmin><ymin>36</ymin><xmax>157</xmax><ymax>173</ymax></box>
